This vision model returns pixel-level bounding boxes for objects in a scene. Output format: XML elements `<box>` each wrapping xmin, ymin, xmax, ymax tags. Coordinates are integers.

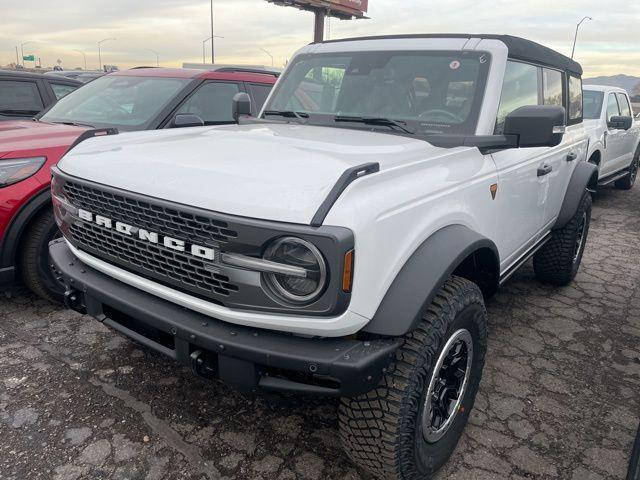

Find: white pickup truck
<box><xmin>50</xmin><ymin>34</ymin><xmax>596</xmax><ymax>479</ymax></box>
<box><xmin>584</xmin><ymin>85</ymin><xmax>640</xmax><ymax>189</ymax></box>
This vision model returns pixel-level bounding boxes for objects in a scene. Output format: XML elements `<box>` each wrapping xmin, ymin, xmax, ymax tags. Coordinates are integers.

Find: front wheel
<box><xmin>533</xmin><ymin>191</ymin><xmax>592</xmax><ymax>286</ymax></box>
<box><xmin>615</xmin><ymin>148</ymin><xmax>639</xmax><ymax>190</ymax></box>
<box><xmin>339</xmin><ymin>276</ymin><xmax>487</xmax><ymax>479</ymax></box>
<box><xmin>18</xmin><ymin>208</ymin><xmax>64</xmax><ymax>303</ymax></box>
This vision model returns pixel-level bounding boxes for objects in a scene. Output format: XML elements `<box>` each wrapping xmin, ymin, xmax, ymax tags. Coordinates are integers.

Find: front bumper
<box><xmin>50</xmin><ymin>239</ymin><xmax>400</xmax><ymax>396</ymax></box>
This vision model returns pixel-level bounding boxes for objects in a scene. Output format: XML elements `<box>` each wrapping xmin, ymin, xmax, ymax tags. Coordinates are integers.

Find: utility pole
<box><xmin>210</xmin><ymin>0</ymin><xmax>215</xmax><ymax>63</ymax></box>
<box><xmin>74</xmin><ymin>49</ymin><xmax>87</xmax><ymax>70</ymax></box>
<box><xmin>98</xmin><ymin>37</ymin><xmax>116</xmax><ymax>71</ymax></box>
<box><xmin>571</xmin><ymin>16</ymin><xmax>592</xmax><ymax>59</ymax></box>
<box><xmin>15</xmin><ymin>46</ymin><xmax>19</xmax><ymax>67</ymax></box>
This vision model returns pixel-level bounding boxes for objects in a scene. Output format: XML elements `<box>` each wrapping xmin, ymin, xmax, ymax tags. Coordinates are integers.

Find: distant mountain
<box><xmin>584</xmin><ymin>74</ymin><xmax>640</xmax><ymax>96</ymax></box>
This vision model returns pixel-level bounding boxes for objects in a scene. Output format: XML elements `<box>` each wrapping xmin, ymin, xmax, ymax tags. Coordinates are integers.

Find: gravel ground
<box><xmin>1</xmin><ymin>184</ymin><xmax>639</xmax><ymax>480</ymax></box>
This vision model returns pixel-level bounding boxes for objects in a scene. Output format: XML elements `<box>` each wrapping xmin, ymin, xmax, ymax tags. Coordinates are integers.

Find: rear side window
<box><xmin>0</xmin><ymin>80</ymin><xmax>44</xmax><ymax>114</ymax></box>
<box><xmin>583</xmin><ymin>90</ymin><xmax>604</xmax><ymax>119</ymax></box>
<box><xmin>568</xmin><ymin>76</ymin><xmax>583</xmax><ymax>122</ymax></box>
<box><xmin>542</xmin><ymin>69</ymin><xmax>563</xmax><ymax>107</ymax></box>
<box><xmin>606</xmin><ymin>93</ymin><xmax>620</xmax><ymax>121</ymax></box>
<box><xmin>616</xmin><ymin>93</ymin><xmax>632</xmax><ymax>117</ymax></box>
<box><xmin>246</xmin><ymin>83</ymin><xmax>273</xmax><ymax>113</ymax></box>
<box><xmin>176</xmin><ymin>81</ymin><xmax>240</xmax><ymax>124</ymax></box>
<box><xmin>50</xmin><ymin>83</ymin><xmax>78</xmax><ymax>100</ymax></box>
<box><xmin>495</xmin><ymin>61</ymin><xmax>539</xmax><ymax>133</ymax></box>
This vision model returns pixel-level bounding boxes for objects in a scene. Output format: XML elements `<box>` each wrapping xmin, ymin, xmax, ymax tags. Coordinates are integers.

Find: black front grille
<box><xmin>63</xmin><ymin>181</ymin><xmax>238</xmax><ymax>245</ymax></box>
<box><xmin>63</xmin><ymin>181</ymin><xmax>240</xmax><ymax>303</ymax></box>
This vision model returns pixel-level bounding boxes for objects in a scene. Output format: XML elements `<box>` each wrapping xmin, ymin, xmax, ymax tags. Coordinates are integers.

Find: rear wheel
<box><xmin>533</xmin><ymin>191</ymin><xmax>592</xmax><ymax>286</ymax></box>
<box><xmin>615</xmin><ymin>147</ymin><xmax>639</xmax><ymax>190</ymax></box>
<box><xmin>339</xmin><ymin>276</ymin><xmax>487</xmax><ymax>479</ymax></box>
<box><xmin>18</xmin><ymin>208</ymin><xmax>64</xmax><ymax>303</ymax></box>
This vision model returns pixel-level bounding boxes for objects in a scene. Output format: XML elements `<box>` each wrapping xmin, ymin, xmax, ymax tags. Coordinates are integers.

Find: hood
<box><xmin>58</xmin><ymin>123</ymin><xmax>449</xmax><ymax>225</ymax></box>
<box><xmin>0</xmin><ymin>120</ymin><xmax>87</xmax><ymax>157</ymax></box>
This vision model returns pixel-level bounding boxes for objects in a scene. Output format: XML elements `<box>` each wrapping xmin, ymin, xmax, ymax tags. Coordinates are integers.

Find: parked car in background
<box><xmin>0</xmin><ymin>67</ymin><xmax>278</xmax><ymax>302</ymax></box>
<box><xmin>50</xmin><ymin>34</ymin><xmax>595</xmax><ymax>480</ymax></box>
<box><xmin>584</xmin><ymin>85</ymin><xmax>640</xmax><ymax>189</ymax></box>
<box><xmin>45</xmin><ymin>70</ymin><xmax>105</xmax><ymax>83</ymax></box>
<box><xmin>0</xmin><ymin>70</ymin><xmax>81</xmax><ymax>121</ymax></box>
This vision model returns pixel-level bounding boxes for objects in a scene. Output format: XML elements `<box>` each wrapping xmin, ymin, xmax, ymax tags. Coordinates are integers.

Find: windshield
<box><xmin>264</xmin><ymin>50</ymin><xmax>490</xmax><ymax>136</ymax></box>
<box><xmin>40</xmin><ymin>75</ymin><xmax>190</xmax><ymax>130</ymax></box>
<box><xmin>583</xmin><ymin>90</ymin><xmax>604</xmax><ymax>120</ymax></box>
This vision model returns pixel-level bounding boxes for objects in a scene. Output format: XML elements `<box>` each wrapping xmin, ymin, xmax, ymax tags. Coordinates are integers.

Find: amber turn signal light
<box><xmin>342</xmin><ymin>249</ymin><xmax>354</xmax><ymax>292</ymax></box>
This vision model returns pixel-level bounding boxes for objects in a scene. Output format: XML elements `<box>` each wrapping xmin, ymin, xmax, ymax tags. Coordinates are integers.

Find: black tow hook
<box><xmin>190</xmin><ymin>350</ymin><xmax>217</xmax><ymax>379</ymax></box>
<box><xmin>64</xmin><ymin>289</ymin><xmax>87</xmax><ymax>314</ymax></box>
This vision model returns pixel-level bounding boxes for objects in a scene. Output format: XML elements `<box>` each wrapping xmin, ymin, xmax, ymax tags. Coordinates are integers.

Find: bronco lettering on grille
<box><xmin>77</xmin><ymin>208</ymin><xmax>216</xmax><ymax>261</ymax></box>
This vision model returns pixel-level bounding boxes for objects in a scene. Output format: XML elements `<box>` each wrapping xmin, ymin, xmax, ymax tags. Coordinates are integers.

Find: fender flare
<box><xmin>553</xmin><ymin>161</ymin><xmax>598</xmax><ymax>230</ymax></box>
<box><xmin>363</xmin><ymin>224</ymin><xmax>499</xmax><ymax>336</ymax></box>
<box><xmin>0</xmin><ymin>187</ymin><xmax>52</xmax><ymax>270</ymax></box>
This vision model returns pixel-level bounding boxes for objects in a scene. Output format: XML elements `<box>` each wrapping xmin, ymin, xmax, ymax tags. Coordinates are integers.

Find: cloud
<box><xmin>0</xmin><ymin>0</ymin><xmax>638</xmax><ymax>76</ymax></box>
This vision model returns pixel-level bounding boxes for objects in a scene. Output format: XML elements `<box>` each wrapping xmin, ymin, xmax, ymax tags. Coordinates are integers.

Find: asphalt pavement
<box><xmin>1</xmin><ymin>183</ymin><xmax>639</xmax><ymax>480</ymax></box>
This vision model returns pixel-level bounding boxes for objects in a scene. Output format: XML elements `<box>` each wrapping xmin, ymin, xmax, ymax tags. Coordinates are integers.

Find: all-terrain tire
<box><xmin>533</xmin><ymin>191</ymin><xmax>592</xmax><ymax>286</ymax></box>
<box><xmin>339</xmin><ymin>276</ymin><xmax>487</xmax><ymax>480</ymax></box>
<box><xmin>18</xmin><ymin>208</ymin><xmax>64</xmax><ymax>303</ymax></box>
<box><xmin>615</xmin><ymin>146</ymin><xmax>639</xmax><ymax>190</ymax></box>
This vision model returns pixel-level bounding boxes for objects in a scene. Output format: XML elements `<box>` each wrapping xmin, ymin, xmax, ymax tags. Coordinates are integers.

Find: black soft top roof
<box><xmin>318</xmin><ymin>34</ymin><xmax>583</xmax><ymax>77</ymax></box>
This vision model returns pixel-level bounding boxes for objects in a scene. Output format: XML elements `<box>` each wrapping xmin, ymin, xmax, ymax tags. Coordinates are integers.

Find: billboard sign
<box><xmin>266</xmin><ymin>0</ymin><xmax>368</xmax><ymax>18</ymax></box>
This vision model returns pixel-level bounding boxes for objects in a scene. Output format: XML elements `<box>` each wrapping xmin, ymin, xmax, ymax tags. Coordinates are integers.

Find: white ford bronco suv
<box><xmin>583</xmin><ymin>84</ymin><xmax>640</xmax><ymax>189</ymax></box>
<box><xmin>50</xmin><ymin>34</ymin><xmax>597</xmax><ymax>479</ymax></box>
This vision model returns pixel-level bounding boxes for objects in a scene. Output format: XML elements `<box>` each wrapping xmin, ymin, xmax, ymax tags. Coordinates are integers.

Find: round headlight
<box><xmin>263</xmin><ymin>237</ymin><xmax>327</xmax><ymax>304</ymax></box>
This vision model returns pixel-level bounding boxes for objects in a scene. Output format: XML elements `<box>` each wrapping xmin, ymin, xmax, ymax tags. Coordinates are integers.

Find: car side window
<box><xmin>246</xmin><ymin>83</ymin><xmax>273</xmax><ymax>113</ymax></box>
<box><xmin>567</xmin><ymin>76</ymin><xmax>583</xmax><ymax>122</ymax></box>
<box><xmin>542</xmin><ymin>68</ymin><xmax>563</xmax><ymax>107</ymax></box>
<box><xmin>0</xmin><ymin>80</ymin><xmax>44</xmax><ymax>114</ymax></box>
<box><xmin>606</xmin><ymin>93</ymin><xmax>620</xmax><ymax>122</ymax></box>
<box><xmin>616</xmin><ymin>93</ymin><xmax>632</xmax><ymax>117</ymax></box>
<box><xmin>50</xmin><ymin>83</ymin><xmax>78</xmax><ymax>100</ymax></box>
<box><xmin>176</xmin><ymin>82</ymin><xmax>240</xmax><ymax>124</ymax></box>
<box><xmin>495</xmin><ymin>61</ymin><xmax>540</xmax><ymax>134</ymax></box>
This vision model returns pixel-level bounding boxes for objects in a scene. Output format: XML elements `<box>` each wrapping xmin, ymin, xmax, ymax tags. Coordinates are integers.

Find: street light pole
<box><xmin>20</xmin><ymin>41</ymin><xmax>33</xmax><ymax>67</ymax></box>
<box><xmin>98</xmin><ymin>37</ymin><xmax>116</xmax><ymax>71</ymax></box>
<box><xmin>73</xmin><ymin>49</ymin><xmax>87</xmax><ymax>70</ymax></box>
<box><xmin>210</xmin><ymin>0</ymin><xmax>215</xmax><ymax>63</ymax></box>
<box><xmin>571</xmin><ymin>16</ymin><xmax>592</xmax><ymax>59</ymax></box>
<box><xmin>260</xmin><ymin>48</ymin><xmax>274</xmax><ymax>67</ymax></box>
<box><xmin>203</xmin><ymin>36</ymin><xmax>224</xmax><ymax>64</ymax></box>
<box><xmin>146</xmin><ymin>49</ymin><xmax>159</xmax><ymax>67</ymax></box>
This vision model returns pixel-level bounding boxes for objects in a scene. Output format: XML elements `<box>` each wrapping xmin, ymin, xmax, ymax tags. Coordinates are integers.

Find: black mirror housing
<box><xmin>608</xmin><ymin>115</ymin><xmax>633</xmax><ymax>131</ymax></box>
<box><xmin>170</xmin><ymin>114</ymin><xmax>204</xmax><ymax>129</ymax></box>
<box><xmin>232</xmin><ymin>92</ymin><xmax>252</xmax><ymax>122</ymax></box>
<box><xmin>504</xmin><ymin>105</ymin><xmax>566</xmax><ymax>148</ymax></box>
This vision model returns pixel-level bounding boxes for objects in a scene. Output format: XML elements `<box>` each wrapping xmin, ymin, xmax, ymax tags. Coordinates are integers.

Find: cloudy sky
<box><xmin>1</xmin><ymin>0</ymin><xmax>638</xmax><ymax>78</ymax></box>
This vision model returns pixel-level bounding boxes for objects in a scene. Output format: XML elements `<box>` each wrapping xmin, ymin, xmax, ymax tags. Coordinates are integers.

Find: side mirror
<box><xmin>504</xmin><ymin>105</ymin><xmax>566</xmax><ymax>148</ymax></box>
<box><xmin>608</xmin><ymin>115</ymin><xmax>633</xmax><ymax>131</ymax></box>
<box><xmin>170</xmin><ymin>114</ymin><xmax>204</xmax><ymax>128</ymax></box>
<box><xmin>232</xmin><ymin>92</ymin><xmax>252</xmax><ymax>122</ymax></box>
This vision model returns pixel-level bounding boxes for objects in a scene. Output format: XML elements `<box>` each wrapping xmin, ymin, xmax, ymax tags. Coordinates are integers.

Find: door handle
<box><xmin>537</xmin><ymin>164</ymin><xmax>553</xmax><ymax>177</ymax></box>
<box><xmin>566</xmin><ymin>152</ymin><xmax>578</xmax><ymax>161</ymax></box>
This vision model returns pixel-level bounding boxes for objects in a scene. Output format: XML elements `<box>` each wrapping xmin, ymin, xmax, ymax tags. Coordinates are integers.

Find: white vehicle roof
<box><xmin>583</xmin><ymin>84</ymin><xmax>628</xmax><ymax>94</ymax></box>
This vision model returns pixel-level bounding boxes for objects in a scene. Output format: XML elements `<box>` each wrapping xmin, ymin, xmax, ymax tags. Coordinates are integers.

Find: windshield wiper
<box><xmin>41</xmin><ymin>119</ymin><xmax>96</xmax><ymax>128</ymax></box>
<box><xmin>334</xmin><ymin>116</ymin><xmax>415</xmax><ymax>135</ymax></box>
<box><xmin>56</xmin><ymin>121</ymin><xmax>96</xmax><ymax>128</ymax></box>
<box><xmin>263</xmin><ymin>110</ymin><xmax>309</xmax><ymax>122</ymax></box>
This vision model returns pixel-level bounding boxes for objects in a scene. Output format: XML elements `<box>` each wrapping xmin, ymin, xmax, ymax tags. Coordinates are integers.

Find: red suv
<box><xmin>0</xmin><ymin>67</ymin><xmax>277</xmax><ymax>301</ymax></box>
